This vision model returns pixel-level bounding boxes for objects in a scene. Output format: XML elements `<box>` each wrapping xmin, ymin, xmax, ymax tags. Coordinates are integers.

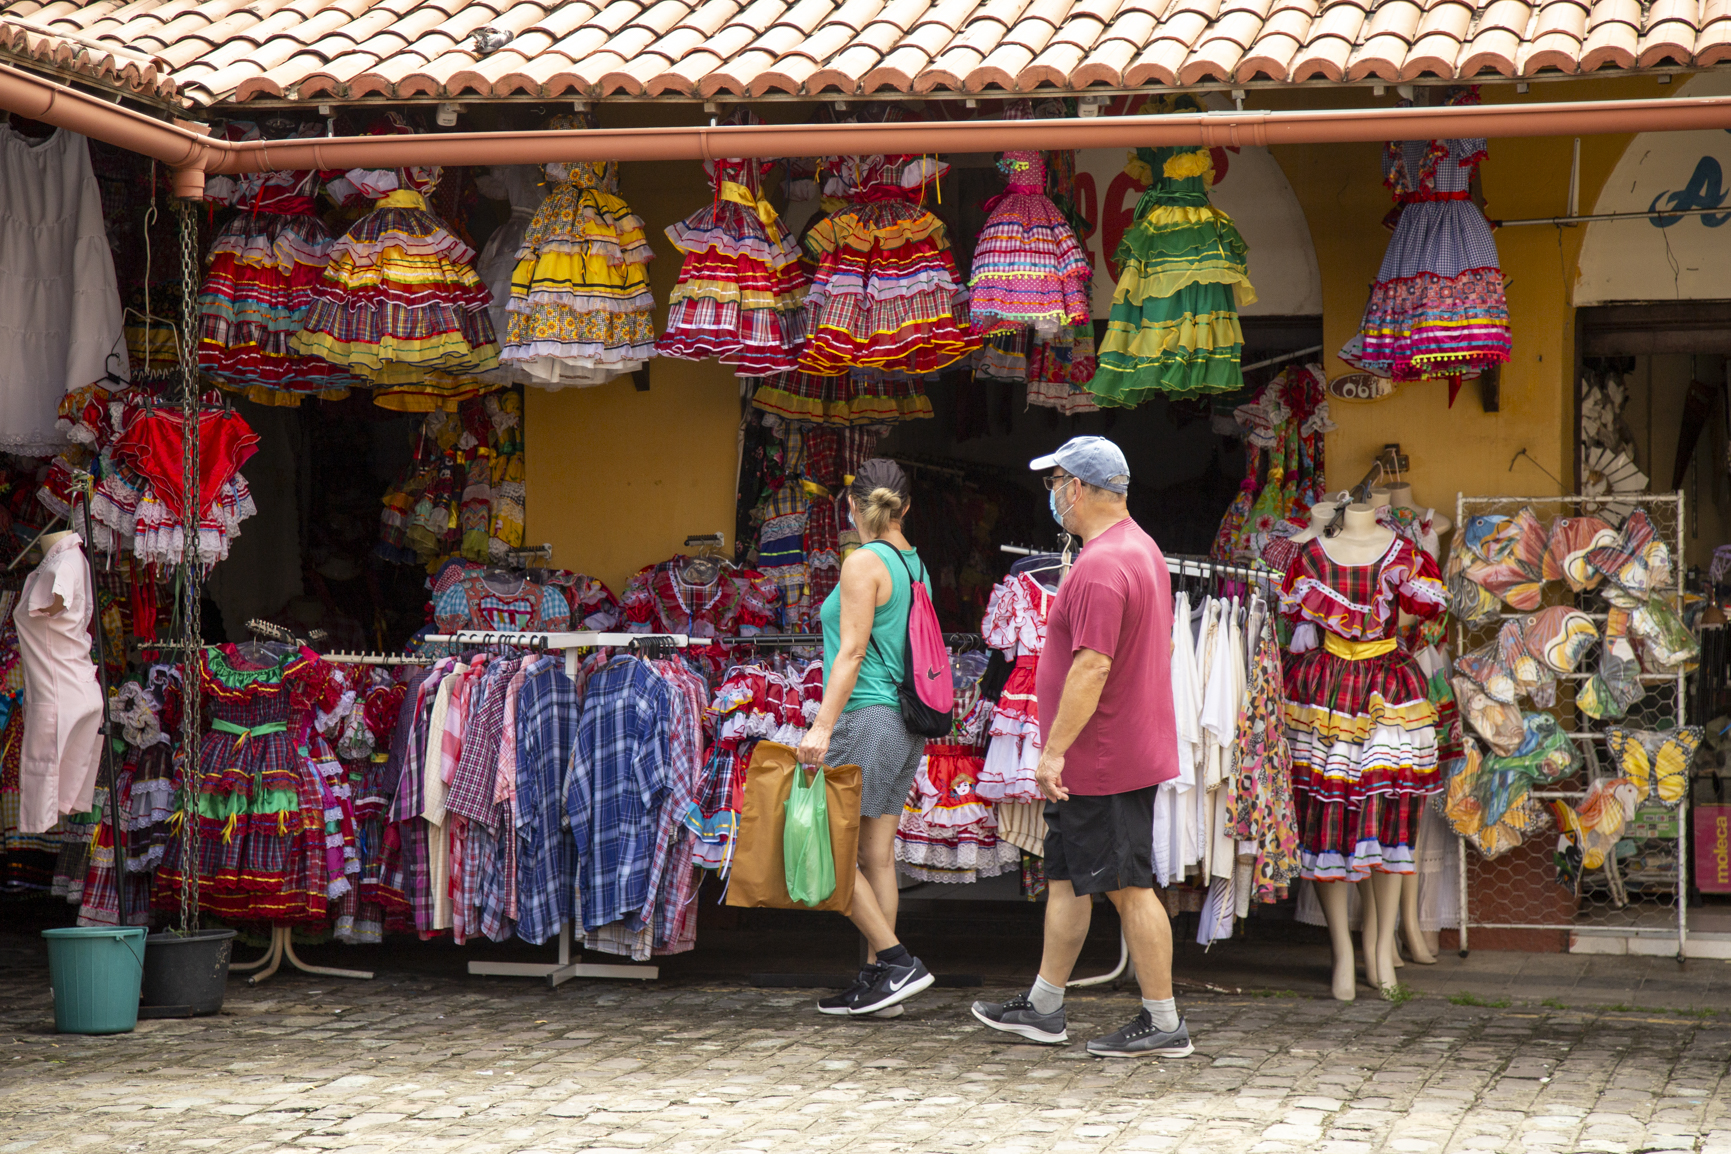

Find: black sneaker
<box><xmin>817</xmin><ymin>964</ymin><xmax>883</xmax><ymax>1016</ymax></box>
<box><xmin>970</xmin><ymin>993</ymin><xmax>1068</xmax><ymax>1044</ymax></box>
<box><xmin>1086</xmin><ymin>1010</ymin><xmax>1194</xmax><ymax>1058</ymax></box>
<box><xmin>847</xmin><ymin>954</ymin><xmax>934</xmax><ymax>1015</ymax></box>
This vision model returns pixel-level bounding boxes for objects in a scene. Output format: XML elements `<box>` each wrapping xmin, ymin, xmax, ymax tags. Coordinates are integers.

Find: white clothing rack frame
<box><xmin>417</xmin><ymin>629</ymin><xmax>689</xmax><ymax>984</ymax></box>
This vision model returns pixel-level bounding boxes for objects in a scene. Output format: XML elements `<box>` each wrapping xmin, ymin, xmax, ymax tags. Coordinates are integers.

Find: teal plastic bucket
<box><xmin>41</xmin><ymin>927</ymin><xmax>146</xmax><ymax>1035</ymax></box>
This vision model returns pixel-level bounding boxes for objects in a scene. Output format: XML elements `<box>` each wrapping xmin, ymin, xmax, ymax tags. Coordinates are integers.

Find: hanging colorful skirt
<box><xmin>751</xmin><ymin>368</ymin><xmax>934</xmax><ymax>425</ymax></box>
<box><xmin>1283</xmin><ymin>640</ymin><xmax>1441</xmax><ymax>881</ymax></box>
<box><xmin>968</xmin><ymin>186</ymin><xmax>1090</xmax><ymax>336</ymax></box>
<box><xmin>1088</xmin><ymin>201</ymin><xmax>1255</xmax><ymax>405</ymax></box>
<box><xmin>198</xmin><ymin>210</ymin><xmax>356</xmax><ymax>404</ymax></box>
<box><xmin>501</xmin><ymin>176</ymin><xmax>656</xmax><ymax>388</ymax></box>
<box><xmin>293</xmin><ymin>190</ymin><xmax>499</xmax><ymax>387</ymax></box>
<box><xmin>798</xmin><ymin>199</ymin><xmax>979</xmax><ymax>375</ymax></box>
<box><xmin>1351</xmin><ymin>198</ymin><xmax>1511</xmax><ymax>382</ymax></box>
<box><xmin>658</xmin><ymin>191</ymin><xmax>808</xmax><ymax>376</ymax></box>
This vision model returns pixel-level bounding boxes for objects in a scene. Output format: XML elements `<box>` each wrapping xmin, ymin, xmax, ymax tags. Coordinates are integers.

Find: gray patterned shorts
<box><xmin>830</xmin><ymin>704</ymin><xmax>924</xmax><ymax>818</ymax></box>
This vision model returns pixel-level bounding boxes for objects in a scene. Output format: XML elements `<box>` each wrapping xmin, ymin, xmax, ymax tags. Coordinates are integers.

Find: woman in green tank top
<box><xmin>796</xmin><ymin>459</ymin><xmax>936</xmax><ymax>1018</ymax></box>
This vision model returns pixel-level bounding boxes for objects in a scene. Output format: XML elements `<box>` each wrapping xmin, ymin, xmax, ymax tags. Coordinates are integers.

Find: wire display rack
<box><xmin>1453</xmin><ymin>492</ymin><xmax>1688</xmax><ymax>959</ymax></box>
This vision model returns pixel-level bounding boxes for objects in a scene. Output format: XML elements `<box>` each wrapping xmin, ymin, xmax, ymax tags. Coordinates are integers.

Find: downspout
<box><xmin>1</xmin><ymin>59</ymin><xmax>1729</xmax><ymax>199</ymax></box>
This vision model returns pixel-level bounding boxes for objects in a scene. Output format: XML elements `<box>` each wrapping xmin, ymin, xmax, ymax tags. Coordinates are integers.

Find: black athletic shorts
<box><xmin>1042</xmin><ymin>787</ymin><xmax>1156</xmax><ymax>896</ymax></box>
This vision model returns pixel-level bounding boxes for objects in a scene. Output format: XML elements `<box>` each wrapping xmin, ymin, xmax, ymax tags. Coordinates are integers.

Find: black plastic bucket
<box><xmin>139</xmin><ymin>928</ymin><xmax>237</xmax><ymax>1019</ymax></box>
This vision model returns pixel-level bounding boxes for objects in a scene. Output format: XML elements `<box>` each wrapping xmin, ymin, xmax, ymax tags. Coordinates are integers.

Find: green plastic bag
<box><xmin>784</xmin><ymin>767</ymin><xmax>836</xmax><ymax>907</ymax></box>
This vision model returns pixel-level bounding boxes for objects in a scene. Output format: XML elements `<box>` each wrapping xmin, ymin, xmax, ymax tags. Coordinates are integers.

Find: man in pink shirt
<box><xmin>972</xmin><ymin>436</ymin><xmax>1191</xmax><ymax>1059</ymax></box>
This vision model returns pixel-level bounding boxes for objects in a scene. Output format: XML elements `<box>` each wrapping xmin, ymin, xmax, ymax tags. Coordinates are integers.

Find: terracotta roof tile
<box><xmin>1345</xmin><ymin>33</ymin><xmax>1410</xmax><ymax>76</ymax></box>
<box><xmin>6</xmin><ymin>0</ymin><xmax>1720</xmax><ymax>106</ymax></box>
<box><xmin>1698</xmin><ymin>9</ymin><xmax>1731</xmax><ymax>60</ymax></box>
<box><xmin>1178</xmin><ymin>33</ymin><xmax>1246</xmax><ymax>80</ymax></box>
<box><xmin>1459</xmin><ymin>24</ymin><xmax>1522</xmax><ymax>72</ymax></box>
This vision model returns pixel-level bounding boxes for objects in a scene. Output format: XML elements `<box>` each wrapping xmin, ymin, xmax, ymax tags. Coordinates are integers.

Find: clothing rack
<box><xmin>420</xmin><ymin>630</ymin><xmax>690</xmax><ymax>677</ymax></box>
<box><xmin>414</xmin><ymin>628</ymin><xmax>689</xmax><ymax>985</ymax></box>
<box><xmin>721</xmin><ymin>632</ymin><xmax>823</xmax><ymax>646</ymax></box>
<box><xmin>1167</xmin><ymin>555</ymin><xmax>1281</xmax><ymax>585</ymax></box>
<box><xmin>322</xmin><ymin>650</ymin><xmax>434</xmax><ymax>666</ymax></box>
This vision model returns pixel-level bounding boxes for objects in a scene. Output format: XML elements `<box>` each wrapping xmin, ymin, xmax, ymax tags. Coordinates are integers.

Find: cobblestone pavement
<box><xmin>6</xmin><ymin>962</ymin><xmax>1731</xmax><ymax>1154</ymax></box>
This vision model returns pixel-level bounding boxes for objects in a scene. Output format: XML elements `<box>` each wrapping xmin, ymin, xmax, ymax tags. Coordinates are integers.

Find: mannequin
<box><xmin>1290</xmin><ymin>501</ymin><xmax>1336</xmax><ymax>546</ymax></box>
<box><xmin>1320</xmin><ymin>503</ymin><xmax>1393</xmax><ymax>564</ymax></box>
<box><xmin>1383</xmin><ymin>480</ymin><xmax>1452</xmax><ymax>536</ymax></box>
<box><xmin>13</xmin><ymin>529</ymin><xmax>104</xmax><ymax>834</ymax></box>
<box><xmin>1368</xmin><ymin>487</ymin><xmax>1393</xmax><ymax>510</ymax></box>
<box><xmin>1284</xmin><ymin>501</ymin><xmax>1446</xmax><ymax>999</ymax></box>
<box><xmin>1383</xmin><ymin>480</ymin><xmax>1447</xmax><ymax>965</ymax></box>
<box><xmin>1316</xmin><ymin>504</ymin><xmax>1402</xmax><ymax>995</ymax></box>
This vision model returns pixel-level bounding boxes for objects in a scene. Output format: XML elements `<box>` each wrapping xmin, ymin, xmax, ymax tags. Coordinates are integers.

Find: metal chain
<box><xmin>175</xmin><ymin>197</ymin><xmax>203</xmax><ymax>933</ymax></box>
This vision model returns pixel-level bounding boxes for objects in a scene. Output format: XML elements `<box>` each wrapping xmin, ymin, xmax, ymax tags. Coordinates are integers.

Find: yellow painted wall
<box><xmin>1263</xmin><ymin>77</ymin><xmax>1670</xmax><ymax>519</ymax></box>
<box><xmin>523</xmin><ymin>133</ymin><xmax>746</xmax><ymax>595</ymax></box>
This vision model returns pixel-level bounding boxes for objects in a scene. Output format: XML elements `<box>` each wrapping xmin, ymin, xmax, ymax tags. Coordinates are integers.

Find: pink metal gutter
<box><xmin>0</xmin><ymin>59</ymin><xmax>1727</xmax><ymax>198</ymax></box>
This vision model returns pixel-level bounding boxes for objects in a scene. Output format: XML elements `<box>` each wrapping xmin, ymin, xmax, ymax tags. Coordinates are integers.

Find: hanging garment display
<box><xmin>13</xmin><ymin>534</ymin><xmax>103</xmax><ymax>834</ymax></box>
<box><xmin>39</xmin><ymin>390</ymin><xmax>260</xmax><ymax>572</ymax></box>
<box><xmin>657</xmin><ymin>123</ymin><xmax>808</xmax><ymax>377</ymax></box>
<box><xmin>1210</xmin><ymin>365</ymin><xmax>1332</xmax><ymax>563</ymax></box>
<box><xmin>293</xmin><ymin>143</ymin><xmax>499</xmax><ymax>386</ymax></box>
<box><xmin>1280</xmin><ymin>536</ymin><xmax>1448</xmax><ymax>880</ymax></box>
<box><xmin>0</xmin><ymin>124</ymin><xmax>126</xmax><ymax>456</ymax></box>
<box><xmin>377</xmin><ymin>395</ymin><xmax>524</xmax><ymax>566</ymax></box>
<box><xmin>968</xmin><ymin>148</ymin><xmax>1090</xmax><ymax>337</ymax></box>
<box><xmin>797</xmin><ymin>154</ymin><xmax>978</xmax><ymax>375</ymax></box>
<box><xmin>751</xmin><ymin>369</ymin><xmax>934</xmax><ymax>426</ymax></box>
<box><xmin>978</xmin><ymin>570</ymin><xmax>1052</xmax><ymax>802</ymax></box>
<box><xmin>499</xmin><ymin>141</ymin><xmax>656</xmax><ymax>388</ymax></box>
<box><xmin>472</xmin><ymin>164</ymin><xmax>549</xmax><ymax>364</ymax></box>
<box><xmin>1342</xmin><ymin>90</ymin><xmax>1510</xmax><ymax>396</ymax></box>
<box><xmin>196</xmin><ymin>123</ymin><xmax>353</xmax><ymax>404</ymax></box>
<box><xmin>1087</xmin><ymin>97</ymin><xmax>1255</xmax><ymax>406</ymax></box>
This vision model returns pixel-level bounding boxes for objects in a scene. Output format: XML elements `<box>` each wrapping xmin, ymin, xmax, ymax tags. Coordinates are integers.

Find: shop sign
<box><xmin>1575</xmin><ymin>70</ymin><xmax>1731</xmax><ymax>306</ymax></box>
<box><xmin>1327</xmin><ymin>372</ymin><xmax>1399</xmax><ymax>403</ymax></box>
<box><xmin>1070</xmin><ymin>94</ymin><xmax>1323</xmax><ymax>320</ymax></box>
<box><xmin>1696</xmin><ymin>805</ymin><xmax>1731</xmax><ymax>893</ymax></box>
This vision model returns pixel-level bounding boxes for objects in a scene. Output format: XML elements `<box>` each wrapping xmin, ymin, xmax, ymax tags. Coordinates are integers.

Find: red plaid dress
<box><xmin>1279</xmin><ymin>536</ymin><xmax>1448</xmax><ymax>881</ymax></box>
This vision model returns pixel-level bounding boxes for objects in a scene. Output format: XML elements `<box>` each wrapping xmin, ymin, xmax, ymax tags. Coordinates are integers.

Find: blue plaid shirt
<box><xmin>565</xmin><ymin>657</ymin><xmax>672</xmax><ymax>932</ymax></box>
<box><xmin>512</xmin><ymin>657</ymin><xmax>578</xmax><ymax>945</ymax></box>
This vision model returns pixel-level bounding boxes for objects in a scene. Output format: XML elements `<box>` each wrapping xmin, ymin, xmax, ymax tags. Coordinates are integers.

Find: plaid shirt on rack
<box><xmin>450</xmin><ymin>661</ymin><xmax>514</xmax><ymax>944</ymax></box>
<box><xmin>565</xmin><ymin>657</ymin><xmax>672</xmax><ymax>932</ymax></box>
<box><xmin>385</xmin><ymin>662</ymin><xmax>453</xmax><ymax>933</ymax></box>
<box><xmin>480</xmin><ymin>666</ymin><xmax>530</xmax><ymax>939</ymax></box>
<box><xmin>512</xmin><ymin>657</ymin><xmax>578</xmax><ymax>945</ymax></box>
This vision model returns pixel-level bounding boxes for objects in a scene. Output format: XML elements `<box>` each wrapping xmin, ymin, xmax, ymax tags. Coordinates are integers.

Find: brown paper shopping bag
<box><xmin>725</xmin><ymin>741</ymin><xmax>861</xmax><ymax>915</ymax></box>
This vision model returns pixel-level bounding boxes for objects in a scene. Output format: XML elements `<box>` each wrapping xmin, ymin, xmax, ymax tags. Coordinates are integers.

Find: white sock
<box><xmin>1143</xmin><ymin>997</ymin><xmax>1179</xmax><ymax>1032</ymax></box>
<box><xmin>1029</xmin><ymin>976</ymin><xmax>1065</xmax><ymax>1015</ymax></box>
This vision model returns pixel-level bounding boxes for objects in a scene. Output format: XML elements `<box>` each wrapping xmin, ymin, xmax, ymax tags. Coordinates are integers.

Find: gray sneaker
<box><xmin>1086</xmin><ymin>1009</ymin><xmax>1194</xmax><ymax>1058</ymax></box>
<box><xmin>970</xmin><ymin>993</ymin><xmax>1068</xmax><ymax>1044</ymax></box>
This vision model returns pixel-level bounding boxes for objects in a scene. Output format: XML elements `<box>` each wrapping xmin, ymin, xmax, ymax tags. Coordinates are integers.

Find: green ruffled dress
<box><xmin>1086</xmin><ymin>146</ymin><xmax>1256</xmax><ymax>405</ymax></box>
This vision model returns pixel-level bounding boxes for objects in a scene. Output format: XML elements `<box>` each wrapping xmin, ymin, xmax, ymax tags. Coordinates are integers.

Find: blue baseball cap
<box><xmin>1029</xmin><ymin>436</ymin><xmax>1130</xmax><ymax>494</ymax></box>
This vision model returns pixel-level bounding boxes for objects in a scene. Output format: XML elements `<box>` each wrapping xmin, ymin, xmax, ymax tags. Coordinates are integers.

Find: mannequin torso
<box><xmin>1291</xmin><ymin>501</ymin><xmax>1336</xmax><ymax>545</ymax></box>
<box><xmin>1384</xmin><ymin>481</ymin><xmax>1452</xmax><ymax>535</ymax></box>
<box><xmin>1317</xmin><ymin>505</ymin><xmax>1395</xmax><ymax>567</ymax></box>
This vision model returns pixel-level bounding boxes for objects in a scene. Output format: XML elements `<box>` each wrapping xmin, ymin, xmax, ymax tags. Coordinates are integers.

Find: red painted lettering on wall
<box><xmin>1072</xmin><ymin>171</ymin><xmax>1098</xmax><ymax>275</ymax></box>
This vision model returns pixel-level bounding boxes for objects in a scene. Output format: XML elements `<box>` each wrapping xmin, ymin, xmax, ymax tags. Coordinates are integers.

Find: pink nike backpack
<box><xmin>868</xmin><ymin>543</ymin><xmax>954</xmax><ymax>737</ymax></box>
